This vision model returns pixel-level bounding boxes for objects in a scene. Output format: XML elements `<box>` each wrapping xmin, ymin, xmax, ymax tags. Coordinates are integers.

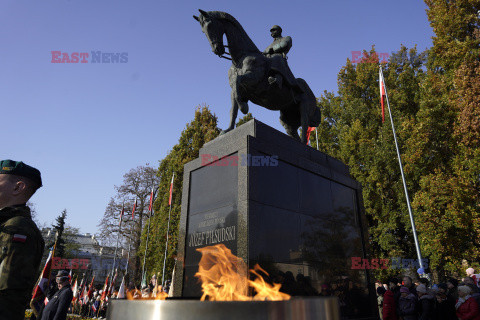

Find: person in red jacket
<box><xmin>456</xmin><ymin>285</ymin><xmax>480</xmax><ymax>320</ymax></box>
<box><xmin>383</xmin><ymin>278</ymin><xmax>399</xmax><ymax>320</ymax></box>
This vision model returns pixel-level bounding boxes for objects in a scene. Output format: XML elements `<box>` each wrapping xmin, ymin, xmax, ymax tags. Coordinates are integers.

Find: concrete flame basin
<box><xmin>106</xmin><ymin>297</ymin><xmax>340</xmax><ymax>320</ymax></box>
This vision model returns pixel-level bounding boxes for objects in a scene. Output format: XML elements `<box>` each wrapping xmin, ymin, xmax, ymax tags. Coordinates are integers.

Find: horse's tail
<box><xmin>297</xmin><ymin>78</ymin><xmax>321</xmax><ymax>127</ymax></box>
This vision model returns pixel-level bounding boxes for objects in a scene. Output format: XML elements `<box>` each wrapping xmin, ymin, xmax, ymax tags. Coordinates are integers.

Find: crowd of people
<box><xmin>28</xmin><ymin>272</ymin><xmax>172</xmax><ymax>319</ymax></box>
<box><xmin>376</xmin><ymin>269</ymin><xmax>480</xmax><ymax>320</ymax></box>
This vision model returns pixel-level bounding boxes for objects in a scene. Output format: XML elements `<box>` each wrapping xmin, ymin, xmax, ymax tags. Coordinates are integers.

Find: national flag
<box><xmin>131</xmin><ymin>198</ymin><xmax>137</xmax><ymax>219</ymax></box>
<box><xmin>100</xmin><ymin>275</ymin><xmax>109</xmax><ymax>308</ymax></box>
<box><xmin>107</xmin><ymin>270</ymin><xmax>118</xmax><ymax>297</ymax></box>
<box><xmin>148</xmin><ymin>187</ymin><xmax>154</xmax><ymax>213</ymax></box>
<box><xmin>306</xmin><ymin>127</ymin><xmax>316</xmax><ymax>145</ymax></box>
<box><xmin>30</xmin><ymin>250</ymin><xmax>54</xmax><ymax>316</ymax></box>
<box><xmin>86</xmin><ymin>275</ymin><xmax>95</xmax><ymax>302</ymax></box>
<box><xmin>76</xmin><ymin>274</ymin><xmax>85</xmax><ymax>304</ymax></box>
<box><xmin>12</xmin><ymin>234</ymin><xmax>27</xmax><ymax>243</ymax></box>
<box><xmin>80</xmin><ymin>283</ymin><xmax>88</xmax><ymax>305</ymax></box>
<box><xmin>72</xmin><ymin>278</ymin><xmax>78</xmax><ymax>301</ymax></box>
<box><xmin>168</xmin><ymin>173</ymin><xmax>175</xmax><ymax>206</ymax></box>
<box><xmin>119</xmin><ymin>202</ymin><xmax>125</xmax><ymax>227</ymax></box>
<box><xmin>117</xmin><ymin>276</ymin><xmax>126</xmax><ymax>299</ymax></box>
<box><xmin>379</xmin><ymin>69</ymin><xmax>386</xmax><ymax>123</ymax></box>
<box><xmin>68</xmin><ymin>269</ymin><xmax>72</xmax><ymax>282</ymax></box>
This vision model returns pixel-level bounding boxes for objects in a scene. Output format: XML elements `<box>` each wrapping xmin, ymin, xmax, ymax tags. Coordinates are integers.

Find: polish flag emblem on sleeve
<box><xmin>13</xmin><ymin>234</ymin><xmax>27</xmax><ymax>243</ymax></box>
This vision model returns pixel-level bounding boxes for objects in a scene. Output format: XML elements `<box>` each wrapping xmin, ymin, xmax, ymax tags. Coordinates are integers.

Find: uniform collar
<box><xmin>0</xmin><ymin>205</ymin><xmax>31</xmax><ymax>223</ymax></box>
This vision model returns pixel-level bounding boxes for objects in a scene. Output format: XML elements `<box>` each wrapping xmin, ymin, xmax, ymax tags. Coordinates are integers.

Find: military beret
<box><xmin>0</xmin><ymin>159</ymin><xmax>42</xmax><ymax>188</ymax></box>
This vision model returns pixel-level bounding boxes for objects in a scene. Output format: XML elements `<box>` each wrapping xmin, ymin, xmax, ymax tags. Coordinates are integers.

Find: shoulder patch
<box><xmin>12</xmin><ymin>234</ymin><xmax>27</xmax><ymax>243</ymax></box>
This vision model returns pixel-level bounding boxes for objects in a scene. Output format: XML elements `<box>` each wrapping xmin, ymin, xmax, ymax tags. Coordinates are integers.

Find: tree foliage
<box><xmin>49</xmin><ymin>210</ymin><xmax>80</xmax><ymax>259</ymax></box>
<box><xmin>314</xmin><ymin>1</ymin><xmax>480</xmax><ymax>279</ymax></box>
<box><xmin>315</xmin><ymin>45</ymin><xmax>428</xmax><ymax>280</ymax></box>
<box><xmin>410</xmin><ymin>0</ymin><xmax>480</xmax><ymax>276</ymax></box>
<box><xmin>98</xmin><ymin>164</ymin><xmax>160</xmax><ymax>283</ymax></box>
<box><xmin>139</xmin><ymin>106</ymin><xmax>220</xmax><ymax>283</ymax></box>
<box><xmin>52</xmin><ymin>209</ymin><xmax>67</xmax><ymax>258</ymax></box>
<box><xmin>236</xmin><ymin>112</ymin><xmax>254</xmax><ymax>126</ymax></box>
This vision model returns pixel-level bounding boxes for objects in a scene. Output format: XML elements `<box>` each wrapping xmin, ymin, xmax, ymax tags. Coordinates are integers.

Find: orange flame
<box><xmin>195</xmin><ymin>244</ymin><xmax>290</xmax><ymax>301</ymax></box>
<box><xmin>126</xmin><ymin>285</ymin><xmax>168</xmax><ymax>300</ymax></box>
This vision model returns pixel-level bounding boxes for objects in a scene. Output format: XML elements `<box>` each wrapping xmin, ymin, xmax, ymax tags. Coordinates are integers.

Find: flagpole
<box><xmin>315</xmin><ymin>128</ymin><xmax>319</xmax><ymax>151</ymax></box>
<box><xmin>142</xmin><ymin>187</ymin><xmax>157</xmax><ymax>284</ymax></box>
<box><xmin>110</xmin><ymin>201</ymin><xmax>124</xmax><ymax>283</ymax></box>
<box><xmin>162</xmin><ymin>172</ymin><xmax>175</xmax><ymax>287</ymax></box>
<box><xmin>126</xmin><ymin>198</ymin><xmax>136</xmax><ymax>283</ymax></box>
<box><xmin>380</xmin><ymin>66</ymin><xmax>424</xmax><ymax>270</ymax></box>
<box><xmin>125</xmin><ymin>243</ymin><xmax>131</xmax><ymax>273</ymax></box>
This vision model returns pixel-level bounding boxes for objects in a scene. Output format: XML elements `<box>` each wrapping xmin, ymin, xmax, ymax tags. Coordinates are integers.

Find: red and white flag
<box><xmin>306</xmin><ymin>127</ymin><xmax>316</xmax><ymax>145</ymax></box>
<box><xmin>117</xmin><ymin>276</ymin><xmax>126</xmax><ymax>299</ymax></box>
<box><xmin>100</xmin><ymin>275</ymin><xmax>109</xmax><ymax>302</ymax></box>
<box><xmin>148</xmin><ymin>187</ymin><xmax>154</xmax><ymax>213</ymax></box>
<box><xmin>13</xmin><ymin>234</ymin><xmax>27</xmax><ymax>243</ymax></box>
<box><xmin>80</xmin><ymin>283</ymin><xmax>88</xmax><ymax>305</ymax></box>
<box><xmin>30</xmin><ymin>250</ymin><xmax>54</xmax><ymax>316</ymax></box>
<box><xmin>85</xmin><ymin>275</ymin><xmax>95</xmax><ymax>303</ymax></box>
<box><xmin>168</xmin><ymin>173</ymin><xmax>175</xmax><ymax>206</ymax></box>
<box><xmin>119</xmin><ymin>202</ymin><xmax>125</xmax><ymax>227</ymax></box>
<box><xmin>107</xmin><ymin>270</ymin><xmax>118</xmax><ymax>298</ymax></box>
<box><xmin>72</xmin><ymin>278</ymin><xmax>78</xmax><ymax>301</ymax></box>
<box><xmin>131</xmin><ymin>198</ymin><xmax>137</xmax><ymax>219</ymax></box>
<box><xmin>379</xmin><ymin>69</ymin><xmax>386</xmax><ymax>123</ymax></box>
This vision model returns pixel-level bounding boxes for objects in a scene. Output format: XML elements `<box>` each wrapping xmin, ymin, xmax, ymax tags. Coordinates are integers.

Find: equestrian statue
<box><xmin>193</xmin><ymin>10</ymin><xmax>321</xmax><ymax>144</ymax></box>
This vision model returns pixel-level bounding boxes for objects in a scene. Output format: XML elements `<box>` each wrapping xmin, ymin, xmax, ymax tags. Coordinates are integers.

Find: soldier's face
<box><xmin>0</xmin><ymin>175</ymin><xmax>32</xmax><ymax>208</ymax></box>
<box><xmin>0</xmin><ymin>175</ymin><xmax>16</xmax><ymax>208</ymax></box>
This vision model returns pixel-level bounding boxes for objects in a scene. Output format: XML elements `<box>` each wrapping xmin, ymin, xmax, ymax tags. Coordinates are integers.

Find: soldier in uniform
<box><xmin>263</xmin><ymin>25</ymin><xmax>303</xmax><ymax>94</ymax></box>
<box><xmin>0</xmin><ymin>160</ymin><xmax>45</xmax><ymax>320</ymax></box>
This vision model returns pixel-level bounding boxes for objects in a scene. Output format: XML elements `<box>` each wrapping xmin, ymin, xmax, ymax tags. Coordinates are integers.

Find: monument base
<box><xmin>174</xmin><ymin>119</ymin><xmax>376</xmax><ymax>319</ymax></box>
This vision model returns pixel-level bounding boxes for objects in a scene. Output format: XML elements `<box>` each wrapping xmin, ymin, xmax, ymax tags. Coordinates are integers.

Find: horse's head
<box><xmin>193</xmin><ymin>9</ymin><xmax>225</xmax><ymax>57</ymax></box>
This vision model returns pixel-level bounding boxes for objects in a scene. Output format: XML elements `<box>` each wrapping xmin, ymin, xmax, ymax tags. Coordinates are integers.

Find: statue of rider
<box><xmin>263</xmin><ymin>25</ymin><xmax>303</xmax><ymax>94</ymax></box>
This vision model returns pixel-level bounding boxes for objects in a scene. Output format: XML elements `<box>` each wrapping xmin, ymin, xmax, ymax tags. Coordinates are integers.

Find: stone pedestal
<box><xmin>173</xmin><ymin>119</ymin><xmax>375</xmax><ymax>318</ymax></box>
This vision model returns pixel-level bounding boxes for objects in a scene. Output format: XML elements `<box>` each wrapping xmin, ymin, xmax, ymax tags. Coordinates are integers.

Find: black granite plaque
<box><xmin>174</xmin><ymin>120</ymin><xmax>376</xmax><ymax>319</ymax></box>
<box><xmin>182</xmin><ymin>154</ymin><xmax>238</xmax><ymax>296</ymax></box>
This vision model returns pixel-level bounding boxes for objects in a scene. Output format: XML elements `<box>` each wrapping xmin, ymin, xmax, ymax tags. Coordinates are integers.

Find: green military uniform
<box><xmin>0</xmin><ymin>160</ymin><xmax>45</xmax><ymax>320</ymax></box>
<box><xmin>0</xmin><ymin>205</ymin><xmax>45</xmax><ymax>320</ymax></box>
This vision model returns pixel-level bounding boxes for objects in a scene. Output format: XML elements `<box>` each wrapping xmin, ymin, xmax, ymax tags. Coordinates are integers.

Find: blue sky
<box><xmin>1</xmin><ymin>0</ymin><xmax>434</xmax><ymax>235</ymax></box>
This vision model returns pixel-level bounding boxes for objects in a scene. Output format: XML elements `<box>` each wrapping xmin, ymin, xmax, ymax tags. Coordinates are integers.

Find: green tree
<box><xmin>139</xmin><ymin>106</ymin><xmax>220</xmax><ymax>283</ymax></box>
<box><xmin>316</xmin><ymin>5</ymin><xmax>480</xmax><ymax>278</ymax></box>
<box><xmin>51</xmin><ymin>210</ymin><xmax>67</xmax><ymax>258</ymax></box>
<box><xmin>408</xmin><ymin>0</ymin><xmax>480</xmax><ymax>277</ymax></box>
<box><xmin>315</xmin><ymin>46</ymin><xmax>428</xmax><ymax>280</ymax></box>
<box><xmin>236</xmin><ymin>112</ymin><xmax>254</xmax><ymax>126</ymax></box>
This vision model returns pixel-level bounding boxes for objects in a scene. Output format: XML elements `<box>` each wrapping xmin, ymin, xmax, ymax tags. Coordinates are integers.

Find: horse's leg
<box><xmin>299</xmin><ymin>96</ymin><xmax>309</xmax><ymax>144</ymax></box>
<box><xmin>280</xmin><ymin>111</ymin><xmax>300</xmax><ymax>141</ymax></box>
<box><xmin>221</xmin><ymin>90</ymin><xmax>240</xmax><ymax>134</ymax></box>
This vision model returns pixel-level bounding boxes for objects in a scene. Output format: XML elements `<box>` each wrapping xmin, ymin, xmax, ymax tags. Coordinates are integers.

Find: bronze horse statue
<box><xmin>193</xmin><ymin>10</ymin><xmax>321</xmax><ymax>144</ymax></box>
